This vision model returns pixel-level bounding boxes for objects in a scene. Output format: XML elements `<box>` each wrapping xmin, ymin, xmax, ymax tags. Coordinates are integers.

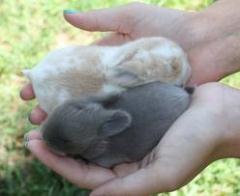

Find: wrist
<box><xmin>192</xmin><ymin>83</ymin><xmax>240</xmax><ymax>161</ymax></box>
<box><xmin>210</xmin><ymin>85</ymin><xmax>240</xmax><ymax>159</ymax></box>
<box><xmin>211</xmin><ymin>34</ymin><xmax>240</xmax><ymax>79</ymax></box>
<box><xmin>187</xmin><ymin>31</ymin><xmax>240</xmax><ymax>85</ymax></box>
<box><xmin>185</xmin><ymin>0</ymin><xmax>240</xmax><ymax>84</ymax></box>
<box><xmin>185</xmin><ymin>0</ymin><xmax>238</xmax><ymax>48</ymax></box>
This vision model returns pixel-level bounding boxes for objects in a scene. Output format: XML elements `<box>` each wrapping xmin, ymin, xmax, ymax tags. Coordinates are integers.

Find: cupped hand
<box><xmin>21</xmin><ymin>2</ymin><xmax>193</xmax><ymax>124</ymax></box>
<box><xmin>20</xmin><ymin>84</ymin><xmax>47</xmax><ymax>124</ymax></box>
<box><xmin>21</xmin><ymin>1</ymin><xmax>240</xmax><ymax>123</ymax></box>
<box><xmin>25</xmin><ymin>83</ymin><xmax>240</xmax><ymax>195</ymax></box>
<box><xmin>64</xmin><ymin>3</ymin><xmax>194</xmax><ymax>47</ymax></box>
<box><xmin>63</xmin><ymin>1</ymin><xmax>240</xmax><ymax>84</ymax></box>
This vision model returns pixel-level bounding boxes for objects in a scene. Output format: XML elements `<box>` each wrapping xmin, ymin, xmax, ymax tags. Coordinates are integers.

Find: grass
<box><xmin>0</xmin><ymin>0</ymin><xmax>240</xmax><ymax>195</ymax></box>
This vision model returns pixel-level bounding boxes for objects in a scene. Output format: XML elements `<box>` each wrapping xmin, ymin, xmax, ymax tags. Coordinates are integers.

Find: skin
<box><xmin>22</xmin><ymin>0</ymin><xmax>240</xmax><ymax>195</ymax></box>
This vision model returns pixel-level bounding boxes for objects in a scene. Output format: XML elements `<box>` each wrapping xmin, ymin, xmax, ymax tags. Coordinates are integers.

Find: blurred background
<box><xmin>0</xmin><ymin>0</ymin><xmax>240</xmax><ymax>195</ymax></box>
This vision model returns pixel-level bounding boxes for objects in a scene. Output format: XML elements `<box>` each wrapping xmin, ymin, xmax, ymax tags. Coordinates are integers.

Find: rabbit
<box><xmin>23</xmin><ymin>37</ymin><xmax>191</xmax><ymax>114</ymax></box>
<box><xmin>41</xmin><ymin>81</ymin><xmax>194</xmax><ymax>168</ymax></box>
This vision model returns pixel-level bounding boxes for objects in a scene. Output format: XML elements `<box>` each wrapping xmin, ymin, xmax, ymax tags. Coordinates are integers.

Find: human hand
<box><xmin>63</xmin><ymin>1</ymin><xmax>240</xmax><ymax>84</ymax></box>
<box><xmin>20</xmin><ymin>0</ymin><xmax>193</xmax><ymax>123</ymax></box>
<box><xmin>25</xmin><ymin>83</ymin><xmax>240</xmax><ymax>195</ymax></box>
<box><xmin>21</xmin><ymin>1</ymin><xmax>240</xmax><ymax>123</ymax></box>
<box><xmin>20</xmin><ymin>83</ymin><xmax>47</xmax><ymax>124</ymax></box>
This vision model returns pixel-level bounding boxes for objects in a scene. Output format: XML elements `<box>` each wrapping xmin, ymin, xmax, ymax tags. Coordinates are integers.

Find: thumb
<box><xmin>63</xmin><ymin>5</ymin><xmax>135</xmax><ymax>33</ymax></box>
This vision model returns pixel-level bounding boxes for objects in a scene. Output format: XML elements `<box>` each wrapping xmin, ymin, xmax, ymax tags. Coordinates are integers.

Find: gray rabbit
<box><xmin>42</xmin><ymin>82</ymin><xmax>193</xmax><ymax>168</ymax></box>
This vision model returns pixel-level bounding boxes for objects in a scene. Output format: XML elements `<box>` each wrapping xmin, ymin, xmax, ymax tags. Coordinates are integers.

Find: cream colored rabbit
<box><xmin>24</xmin><ymin>37</ymin><xmax>191</xmax><ymax>114</ymax></box>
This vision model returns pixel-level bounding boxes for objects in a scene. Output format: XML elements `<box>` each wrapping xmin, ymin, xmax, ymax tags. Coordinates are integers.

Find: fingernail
<box><xmin>24</xmin><ymin>133</ymin><xmax>29</xmax><ymax>142</ymax></box>
<box><xmin>24</xmin><ymin>141</ymin><xmax>29</xmax><ymax>149</ymax></box>
<box><xmin>64</xmin><ymin>9</ymin><xmax>80</xmax><ymax>14</ymax></box>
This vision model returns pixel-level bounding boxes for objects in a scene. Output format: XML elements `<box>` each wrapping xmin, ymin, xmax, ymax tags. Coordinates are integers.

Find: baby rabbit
<box><xmin>42</xmin><ymin>82</ymin><xmax>193</xmax><ymax>168</ymax></box>
<box><xmin>24</xmin><ymin>37</ymin><xmax>191</xmax><ymax>114</ymax></box>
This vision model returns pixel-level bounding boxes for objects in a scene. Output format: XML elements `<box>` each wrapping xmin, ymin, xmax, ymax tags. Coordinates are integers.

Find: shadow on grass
<box><xmin>0</xmin><ymin>157</ymin><xmax>90</xmax><ymax>196</ymax></box>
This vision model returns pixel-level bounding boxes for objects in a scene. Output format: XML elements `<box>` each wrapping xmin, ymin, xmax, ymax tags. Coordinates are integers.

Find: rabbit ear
<box><xmin>107</xmin><ymin>47</ymin><xmax>147</xmax><ymax>88</ymax></box>
<box><xmin>108</xmin><ymin>67</ymin><xmax>144</xmax><ymax>88</ymax></box>
<box><xmin>99</xmin><ymin>110</ymin><xmax>132</xmax><ymax>137</ymax></box>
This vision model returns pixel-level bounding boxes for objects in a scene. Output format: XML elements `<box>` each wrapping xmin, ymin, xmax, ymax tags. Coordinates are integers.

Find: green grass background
<box><xmin>0</xmin><ymin>0</ymin><xmax>240</xmax><ymax>195</ymax></box>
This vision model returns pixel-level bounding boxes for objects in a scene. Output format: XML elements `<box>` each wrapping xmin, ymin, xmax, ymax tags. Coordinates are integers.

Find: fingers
<box><xmin>29</xmin><ymin>105</ymin><xmax>47</xmax><ymax>124</ymax></box>
<box><xmin>64</xmin><ymin>4</ymin><xmax>137</xmax><ymax>33</ymax></box>
<box><xmin>20</xmin><ymin>84</ymin><xmax>47</xmax><ymax>124</ymax></box>
<box><xmin>91</xmin><ymin>104</ymin><xmax>219</xmax><ymax>195</ymax></box>
<box><xmin>20</xmin><ymin>83</ymin><xmax>35</xmax><ymax>100</ymax></box>
<box><xmin>25</xmin><ymin>130</ymin><xmax>43</xmax><ymax>141</ymax></box>
<box><xmin>26</xmin><ymin>131</ymin><xmax>115</xmax><ymax>189</ymax></box>
<box><xmin>91</xmin><ymin>163</ymin><xmax>166</xmax><ymax>196</ymax></box>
